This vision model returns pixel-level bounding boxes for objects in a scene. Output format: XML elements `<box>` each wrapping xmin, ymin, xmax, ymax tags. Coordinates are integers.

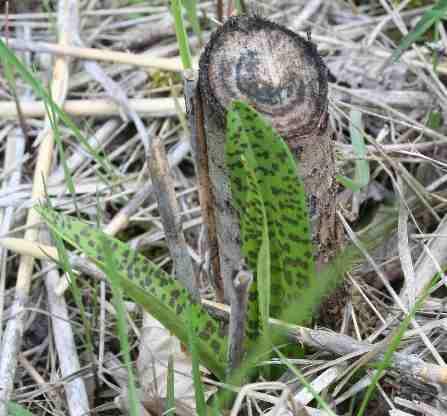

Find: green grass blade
<box><xmin>37</xmin><ymin>205</ymin><xmax>228</xmax><ymax>380</ymax></box>
<box><xmin>183</xmin><ymin>0</ymin><xmax>202</xmax><ymax>44</ymax></box>
<box><xmin>427</xmin><ymin>110</ymin><xmax>442</xmax><ymax>129</ymax></box>
<box><xmin>171</xmin><ymin>0</ymin><xmax>193</xmax><ymax>69</ymax></box>
<box><xmin>390</xmin><ymin>0</ymin><xmax>447</xmax><ymax>63</ymax></box>
<box><xmin>1</xmin><ymin>45</ymin><xmax>19</xmax><ymax>106</ymax></box>
<box><xmin>42</xmin><ymin>0</ymin><xmax>57</xmax><ymax>35</ymax></box>
<box><xmin>356</xmin><ymin>280</ymin><xmax>433</xmax><ymax>416</ymax></box>
<box><xmin>235</xmin><ymin>0</ymin><xmax>245</xmax><ymax>14</ymax></box>
<box><xmin>274</xmin><ymin>348</ymin><xmax>337</xmax><ymax>416</ymax></box>
<box><xmin>166</xmin><ymin>355</ymin><xmax>175</xmax><ymax>415</ymax></box>
<box><xmin>216</xmin><ymin>222</ymin><xmax>385</xmax><ymax>407</ymax></box>
<box><xmin>188</xmin><ymin>304</ymin><xmax>207</xmax><ymax>416</ymax></box>
<box><xmin>216</xmin><ymin>210</ymin><xmax>398</xmax><ymax>408</ymax></box>
<box><xmin>100</xmin><ymin>237</ymin><xmax>139</xmax><ymax>416</ymax></box>
<box><xmin>336</xmin><ymin>175</ymin><xmax>363</xmax><ymax>192</ymax></box>
<box><xmin>350</xmin><ymin>110</ymin><xmax>369</xmax><ymax>188</ymax></box>
<box><xmin>44</xmin><ymin>91</ymin><xmax>80</xmax><ymax>214</ymax></box>
<box><xmin>7</xmin><ymin>402</ymin><xmax>35</xmax><ymax>416</ymax></box>
<box><xmin>337</xmin><ymin>109</ymin><xmax>369</xmax><ymax>192</ymax></box>
<box><xmin>0</xmin><ymin>39</ymin><xmax>115</xmax><ymax>183</ymax></box>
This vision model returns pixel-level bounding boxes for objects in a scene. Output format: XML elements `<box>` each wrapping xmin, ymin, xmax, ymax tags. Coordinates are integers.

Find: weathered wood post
<box><xmin>195</xmin><ymin>15</ymin><xmax>344</xmax><ymax>326</ymax></box>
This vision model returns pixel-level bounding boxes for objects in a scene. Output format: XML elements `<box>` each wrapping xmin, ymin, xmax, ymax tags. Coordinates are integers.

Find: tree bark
<box><xmin>196</xmin><ymin>15</ymin><xmax>344</xmax><ymax>327</ymax></box>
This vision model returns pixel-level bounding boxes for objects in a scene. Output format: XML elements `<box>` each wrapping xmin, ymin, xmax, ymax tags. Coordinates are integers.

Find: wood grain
<box><xmin>200</xmin><ymin>16</ymin><xmax>328</xmax><ymax>141</ymax></box>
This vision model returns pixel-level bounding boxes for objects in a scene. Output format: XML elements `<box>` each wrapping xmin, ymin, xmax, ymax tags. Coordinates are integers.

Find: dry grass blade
<box><xmin>2</xmin><ymin>37</ymin><xmax>192</xmax><ymax>71</ymax></box>
<box><xmin>0</xmin><ymin>1</ymin><xmax>89</xmax><ymax>414</ymax></box>
<box><xmin>1</xmin><ymin>1</ymin><xmax>446</xmax><ymax>415</ymax></box>
<box><xmin>0</xmin><ymin>97</ymin><xmax>183</xmax><ymax>118</ymax></box>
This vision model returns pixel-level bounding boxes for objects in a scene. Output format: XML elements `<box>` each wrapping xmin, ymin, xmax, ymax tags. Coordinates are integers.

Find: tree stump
<box><xmin>196</xmin><ymin>16</ymin><xmax>345</xmax><ymax>328</ymax></box>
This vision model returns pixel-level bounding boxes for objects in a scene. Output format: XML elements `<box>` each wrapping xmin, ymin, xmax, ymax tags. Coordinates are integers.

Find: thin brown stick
<box><xmin>149</xmin><ymin>135</ymin><xmax>197</xmax><ymax>297</ymax></box>
<box><xmin>54</xmin><ymin>138</ymin><xmax>191</xmax><ymax>295</ymax></box>
<box><xmin>227</xmin><ymin>268</ymin><xmax>252</xmax><ymax>374</ymax></box>
<box><xmin>217</xmin><ymin>0</ymin><xmax>224</xmax><ymax>22</ymax></box>
<box><xmin>104</xmin><ymin>138</ymin><xmax>190</xmax><ymax>237</ymax></box>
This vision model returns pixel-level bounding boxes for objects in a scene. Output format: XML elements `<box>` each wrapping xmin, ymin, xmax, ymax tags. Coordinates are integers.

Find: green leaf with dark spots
<box><xmin>226</xmin><ymin>100</ymin><xmax>316</xmax><ymax>338</ymax></box>
<box><xmin>225</xmin><ymin>119</ymin><xmax>267</xmax><ymax>344</ymax></box>
<box><xmin>37</xmin><ymin>204</ymin><xmax>228</xmax><ymax>380</ymax></box>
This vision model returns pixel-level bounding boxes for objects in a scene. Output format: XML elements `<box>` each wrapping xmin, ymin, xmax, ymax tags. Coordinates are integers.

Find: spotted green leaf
<box><xmin>37</xmin><ymin>204</ymin><xmax>228</xmax><ymax>380</ymax></box>
<box><xmin>225</xmin><ymin>130</ymin><xmax>271</xmax><ymax>344</ymax></box>
<box><xmin>226</xmin><ymin>100</ymin><xmax>316</xmax><ymax>341</ymax></box>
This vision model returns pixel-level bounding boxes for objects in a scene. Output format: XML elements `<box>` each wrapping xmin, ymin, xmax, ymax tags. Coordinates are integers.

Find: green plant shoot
<box><xmin>38</xmin><ymin>101</ymin><xmax>317</xmax><ymax>382</ymax></box>
<box><xmin>389</xmin><ymin>0</ymin><xmax>447</xmax><ymax>64</ymax></box>
<box><xmin>225</xmin><ymin>100</ymin><xmax>316</xmax><ymax>345</ymax></box>
<box><xmin>171</xmin><ymin>0</ymin><xmax>193</xmax><ymax>69</ymax></box>
<box><xmin>37</xmin><ymin>204</ymin><xmax>228</xmax><ymax>380</ymax></box>
<box><xmin>183</xmin><ymin>0</ymin><xmax>202</xmax><ymax>44</ymax></box>
<box><xmin>337</xmin><ymin>109</ymin><xmax>370</xmax><ymax>192</ymax></box>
